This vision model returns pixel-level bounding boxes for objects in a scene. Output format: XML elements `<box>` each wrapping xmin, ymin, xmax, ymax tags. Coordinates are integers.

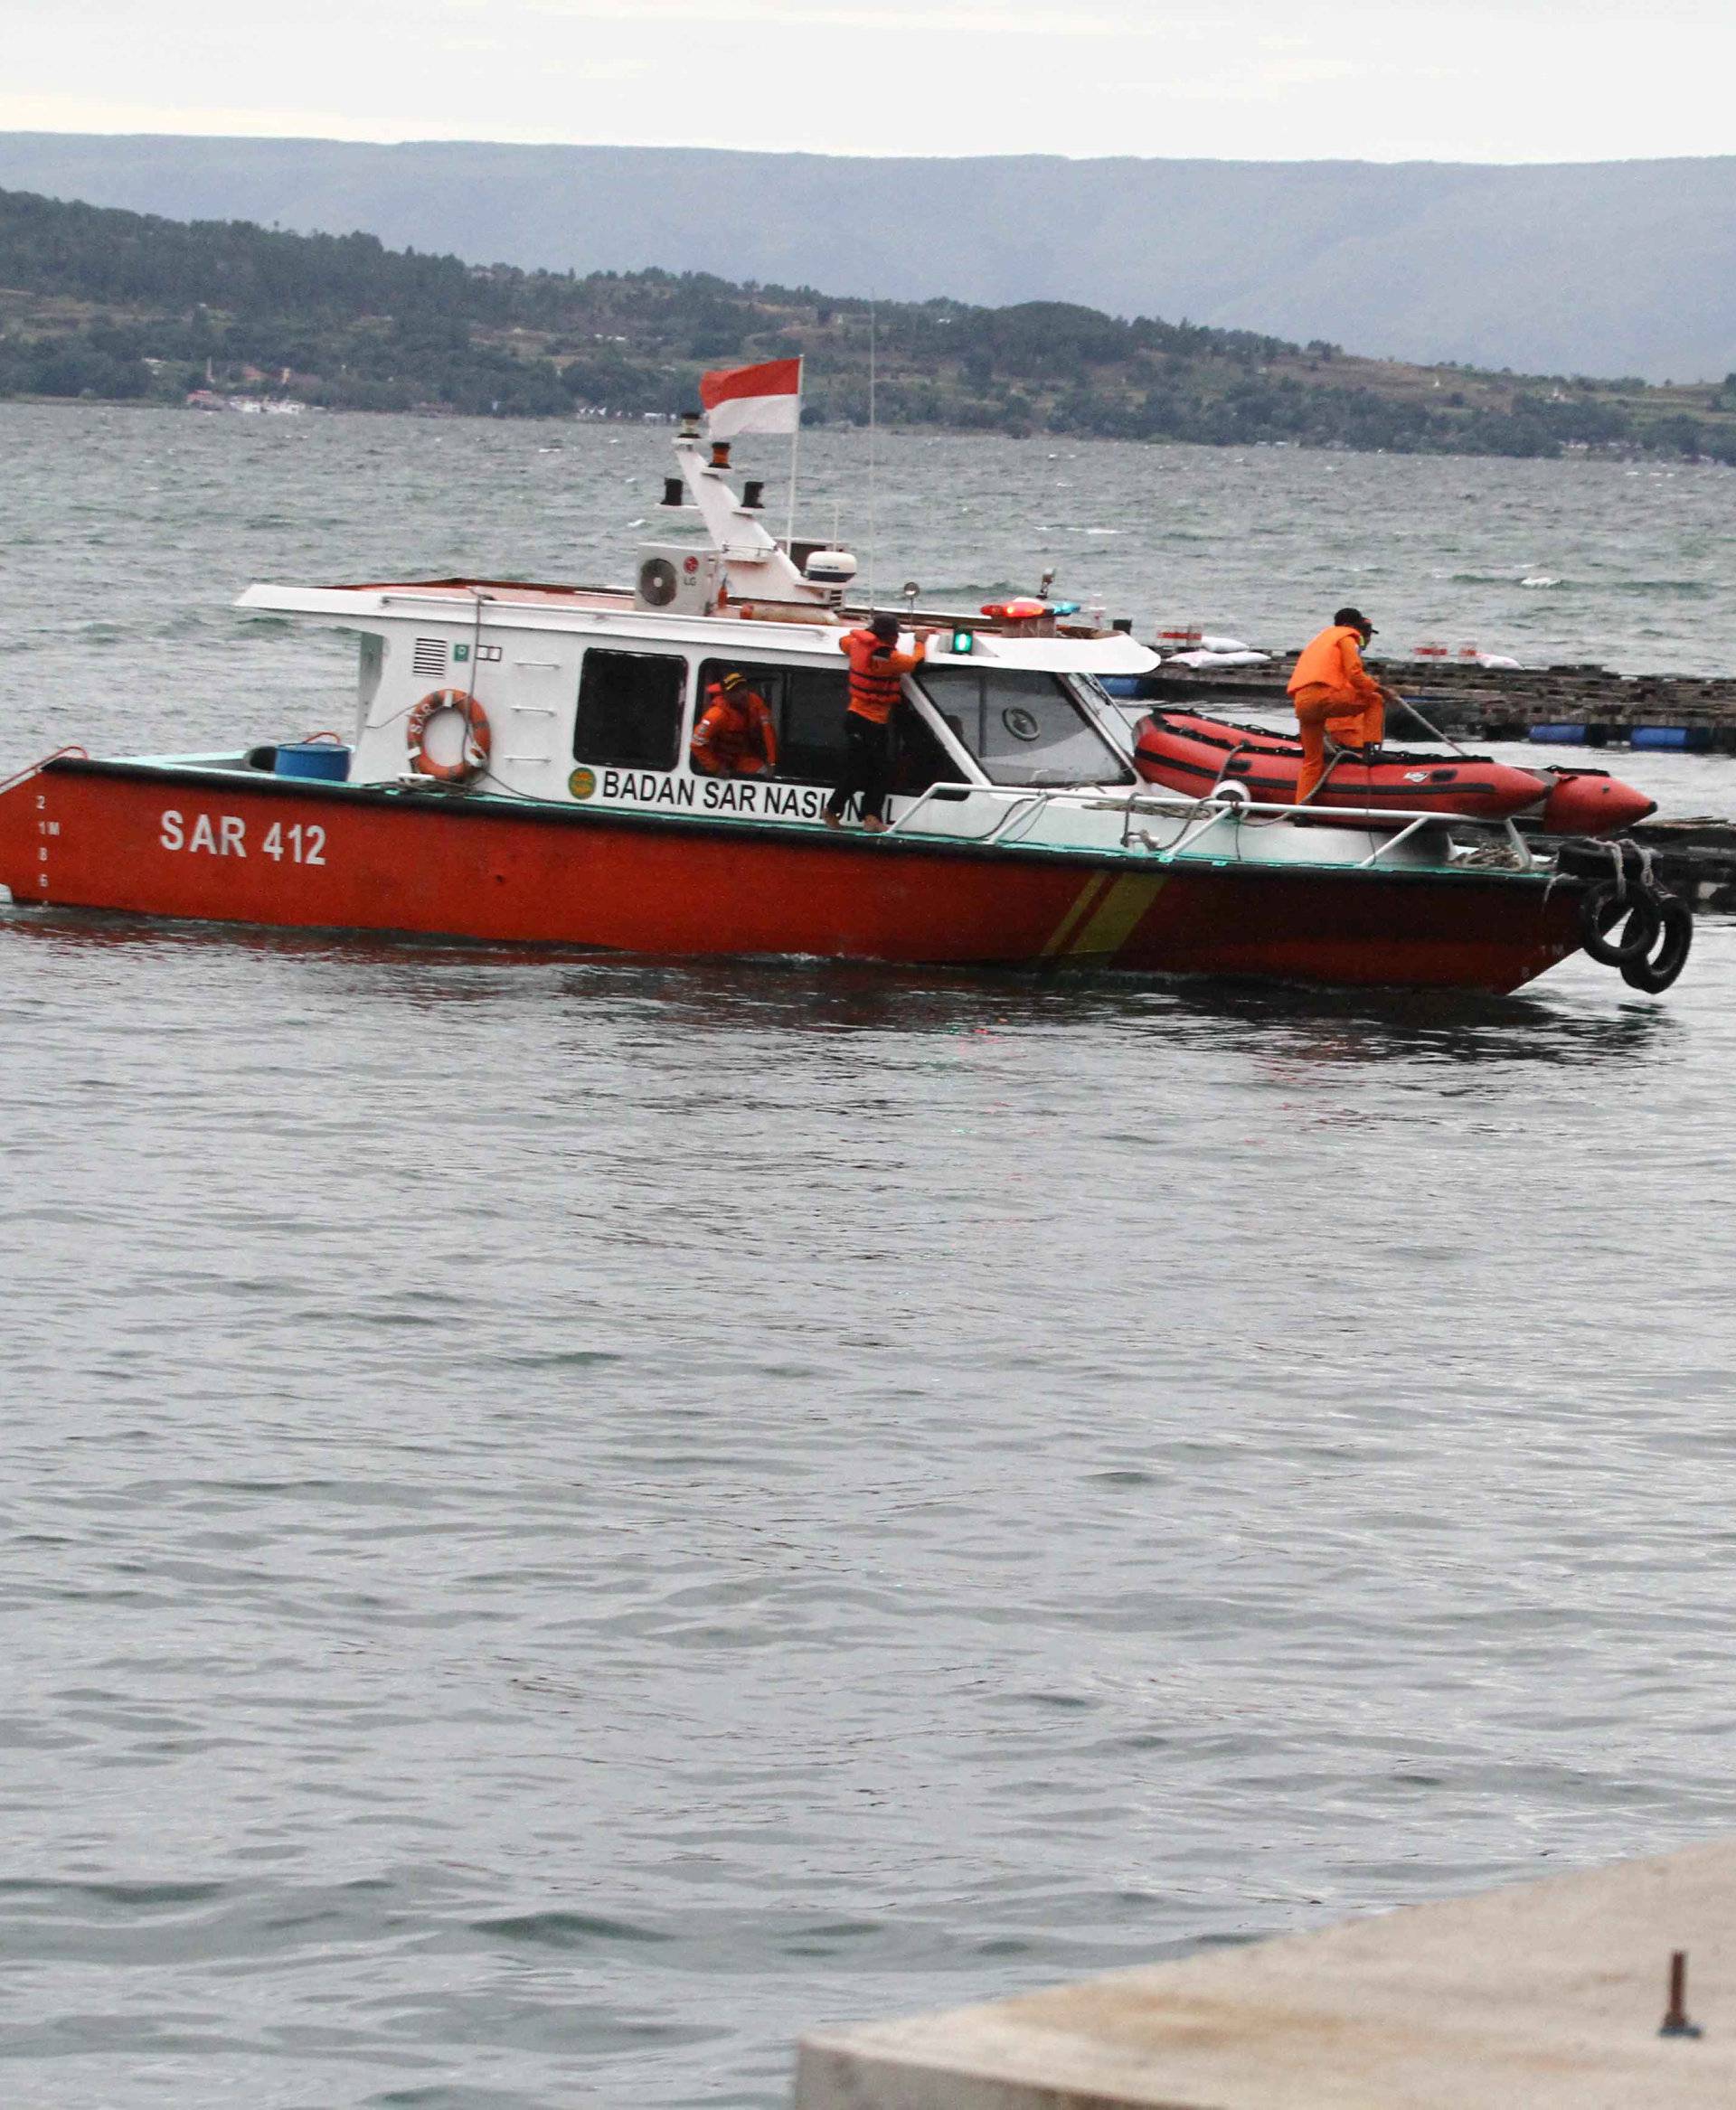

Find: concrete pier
<box><xmin>793</xmin><ymin>1839</ymin><xmax>1736</xmax><ymax>2107</ymax></box>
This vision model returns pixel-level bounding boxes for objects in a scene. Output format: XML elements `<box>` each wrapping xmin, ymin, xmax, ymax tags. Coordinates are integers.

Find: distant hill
<box><xmin>1</xmin><ymin>133</ymin><xmax>1734</xmax><ymax>382</ymax></box>
<box><xmin>4</xmin><ymin>185</ymin><xmax>1734</xmax><ymax>463</ymax></box>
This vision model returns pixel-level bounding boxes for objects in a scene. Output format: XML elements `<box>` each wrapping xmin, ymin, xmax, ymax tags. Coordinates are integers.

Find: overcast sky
<box><xmin>4</xmin><ymin>0</ymin><xmax>1731</xmax><ymax>164</ymax></box>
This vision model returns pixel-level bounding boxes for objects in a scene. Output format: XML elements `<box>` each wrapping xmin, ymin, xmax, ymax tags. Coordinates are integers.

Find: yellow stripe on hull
<box><xmin>1067</xmin><ymin>871</ymin><xmax>1169</xmax><ymax>960</ymax></box>
<box><xmin>1039</xmin><ymin>871</ymin><xmax>1112</xmax><ymax>957</ymax></box>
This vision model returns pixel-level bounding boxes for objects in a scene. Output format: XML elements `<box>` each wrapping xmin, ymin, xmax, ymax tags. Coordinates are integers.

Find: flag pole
<box><xmin>785</xmin><ymin>356</ymin><xmax>803</xmax><ymax>551</ymax></box>
<box><xmin>866</xmin><ymin>298</ymin><xmax>877</xmax><ymax>608</ymax></box>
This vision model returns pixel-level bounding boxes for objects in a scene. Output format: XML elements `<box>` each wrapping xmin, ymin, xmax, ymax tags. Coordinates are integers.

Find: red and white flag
<box><xmin>699</xmin><ymin>355</ymin><xmax>802</xmax><ymax>439</ymax></box>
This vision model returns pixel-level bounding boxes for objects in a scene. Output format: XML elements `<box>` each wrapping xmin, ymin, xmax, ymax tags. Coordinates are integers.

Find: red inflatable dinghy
<box><xmin>1132</xmin><ymin>710</ymin><xmax>1655</xmax><ymax>836</ymax></box>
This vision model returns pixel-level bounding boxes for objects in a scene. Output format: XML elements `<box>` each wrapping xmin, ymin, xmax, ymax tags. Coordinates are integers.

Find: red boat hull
<box><xmin>0</xmin><ymin>758</ymin><xmax>1583</xmax><ymax>993</ymax></box>
<box><xmin>1133</xmin><ymin>710</ymin><xmax>1655</xmax><ymax>834</ymax></box>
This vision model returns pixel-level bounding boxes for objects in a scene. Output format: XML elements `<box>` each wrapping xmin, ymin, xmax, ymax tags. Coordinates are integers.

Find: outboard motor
<box><xmin>801</xmin><ymin>548</ymin><xmax>859</xmax><ymax>607</ymax></box>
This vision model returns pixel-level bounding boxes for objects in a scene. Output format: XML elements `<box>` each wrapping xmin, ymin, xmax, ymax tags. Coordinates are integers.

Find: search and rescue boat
<box><xmin>0</xmin><ymin>421</ymin><xmax>1690</xmax><ymax>994</ymax></box>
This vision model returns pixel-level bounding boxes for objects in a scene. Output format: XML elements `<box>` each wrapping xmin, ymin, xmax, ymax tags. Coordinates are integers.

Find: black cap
<box><xmin>1335</xmin><ymin>606</ymin><xmax>1376</xmax><ymax>636</ymax></box>
<box><xmin>869</xmin><ymin>612</ymin><xmax>900</xmax><ymax>642</ymax></box>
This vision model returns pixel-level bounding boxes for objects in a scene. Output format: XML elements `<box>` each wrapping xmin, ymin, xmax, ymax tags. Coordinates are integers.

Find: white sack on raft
<box><xmin>1167</xmin><ymin>647</ymin><xmax>1271</xmax><ymax>668</ymax></box>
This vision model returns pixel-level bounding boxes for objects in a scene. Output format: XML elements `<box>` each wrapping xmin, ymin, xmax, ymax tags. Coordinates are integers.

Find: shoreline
<box><xmin>5</xmin><ymin>392</ymin><xmax>1735</xmax><ymax>472</ymax></box>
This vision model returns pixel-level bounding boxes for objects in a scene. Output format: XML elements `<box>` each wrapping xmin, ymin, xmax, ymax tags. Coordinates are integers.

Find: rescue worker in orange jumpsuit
<box><xmin>1288</xmin><ymin>607</ymin><xmax>1403</xmax><ymax>804</ymax></box>
<box><xmin>825</xmin><ymin>613</ymin><xmax>938</xmax><ymax>832</ymax></box>
<box><xmin>691</xmin><ymin>669</ymin><xmax>777</xmax><ymax>777</ymax></box>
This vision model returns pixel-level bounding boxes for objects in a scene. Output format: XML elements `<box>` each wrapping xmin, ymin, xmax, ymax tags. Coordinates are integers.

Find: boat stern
<box><xmin>0</xmin><ymin>749</ymin><xmax>98</xmax><ymax>905</ymax></box>
<box><xmin>0</xmin><ymin>759</ymin><xmax>48</xmax><ymax>901</ymax></box>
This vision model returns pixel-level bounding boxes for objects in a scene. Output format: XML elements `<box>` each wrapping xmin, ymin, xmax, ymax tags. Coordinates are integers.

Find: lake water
<box><xmin>5</xmin><ymin>404</ymin><xmax>1736</xmax><ymax>2108</ymax></box>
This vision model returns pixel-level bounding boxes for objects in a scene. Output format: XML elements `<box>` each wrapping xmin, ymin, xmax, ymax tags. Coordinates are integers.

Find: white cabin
<box><xmin>232</xmin><ymin>434</ymin><xmax>1458</xmax><ymax>875</ymax></box>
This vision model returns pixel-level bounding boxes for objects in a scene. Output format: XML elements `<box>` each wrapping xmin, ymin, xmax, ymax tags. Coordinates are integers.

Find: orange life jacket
<box><xmin>1288</xmin><ymin>624</ymin><xmax>1381</xmax><ymax>704</ymax></box>
<box><xmin>692</xmin><ymin>684</ymin><xmax>776</xmax><ymax>774</ymax></box>
<box><xmin>842</xmin><ymin>629</ymin><xmax>926</xmax><ymax>724</ymax></box>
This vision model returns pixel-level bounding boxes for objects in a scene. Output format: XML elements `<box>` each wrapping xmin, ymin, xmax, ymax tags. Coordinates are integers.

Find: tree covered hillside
<box><xmin>3</xmin><ymin>185</ymin><xmax>1734</xmax><ymax>462</ymax></box>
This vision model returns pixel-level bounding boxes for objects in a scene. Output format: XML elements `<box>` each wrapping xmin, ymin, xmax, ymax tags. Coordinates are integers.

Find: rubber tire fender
<box><xmin>1580</xmin><ymin>881</ymin><xmax>1661</xmax><ymax>966</ymax></box>
<box><xmin>1619</xmin><ymin>892</ymin><xmax>1694</xmax><ymax>994</ymax></box>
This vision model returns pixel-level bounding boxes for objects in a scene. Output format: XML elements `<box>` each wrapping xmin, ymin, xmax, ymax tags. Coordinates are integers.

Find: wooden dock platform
<box><xmin>1630</xmin><ymin>818</ymin><xmax>1736</xmax><ymax>912</ymax></box>
<box><xmin>793</xmin><ymin>1837</ymin><xmax>1736</xmax><ymax>2107</ymax></box>
<box><xmin>1146</xmin><ymin>654</ymin><xmax>1736</xmax><ymax>746</ymax></box>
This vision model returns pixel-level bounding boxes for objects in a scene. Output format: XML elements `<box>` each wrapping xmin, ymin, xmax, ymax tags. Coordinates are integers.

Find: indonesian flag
<box><xmin>700</xmin><ymin>355</ymin><xmax>802</xmax><ymax>438</ymax></box>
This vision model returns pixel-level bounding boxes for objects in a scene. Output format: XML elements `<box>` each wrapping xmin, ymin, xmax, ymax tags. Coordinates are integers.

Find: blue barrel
<box><xmin>275</xmin><ymin>741</ymin><xmax>351</xmax><ymax>782</ymax></box>
<box><xmin>1631</xmin><ymin>725</ymin><xmax>1710</xmax><ymax>752</ymax></box>
<box><xmin>1528</xmin><ymin>723</ymin><xmax>1589</xmax><ymax>746</ymax></box>
<box><xmin>1097</xmin><ymin>676</ymin><xmax>1149</xmax><ymax>700</ymax></box>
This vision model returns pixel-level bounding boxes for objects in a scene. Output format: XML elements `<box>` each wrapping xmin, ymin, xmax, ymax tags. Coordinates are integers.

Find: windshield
<box><xmin>917</xmin><ymin>666</ymin><xmax>1132</xmax><ymax>788</ymax></box>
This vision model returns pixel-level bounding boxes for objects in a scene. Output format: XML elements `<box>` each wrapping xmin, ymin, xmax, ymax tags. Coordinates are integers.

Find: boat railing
<box><xmin>889</xmin><ymin>780</ymin><xmax>1537</xmax><ymax>869</ymax></box>
<box><xmin>885</xmin><ymin>783</ymin><xmax>1050</xmax><ymax>844</ymax></box>
<box><xmin>1351</xmin><ymin>813</ymin><xmax>1530</xmax><ymax>869</ymax></box>
<box><xmin>0</xmin><ymin>744</ymin><xmax>89</xmax><ymax>798</ymax></box>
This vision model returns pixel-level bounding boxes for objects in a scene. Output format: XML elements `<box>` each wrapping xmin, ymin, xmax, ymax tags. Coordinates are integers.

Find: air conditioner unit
<box><xmin>635</xmin><ymin>543</ymin><xmax>723</xmax><ymax>616</ymax></box>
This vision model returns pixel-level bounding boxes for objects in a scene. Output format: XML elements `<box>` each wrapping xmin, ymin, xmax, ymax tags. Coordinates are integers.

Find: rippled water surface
<box><xmin>5</xmin><ymin>406</ymin><xmax>1736</xmax><ymax>2107</ymax></box>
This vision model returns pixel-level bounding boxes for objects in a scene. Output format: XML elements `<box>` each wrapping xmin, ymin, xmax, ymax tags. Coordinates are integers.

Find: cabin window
<box><xmin>698</xmin><ymin>658</ymin><xmax>959</xmax><ymax>796</ymax></box>
<box><xmin>775</xmin><ymin>666</ymin><xmax>853</xmax><ymax>784</ymax></box>
<box><xmin>697</xmin><ymin>660</ymin><xmax>846</xmax><ymax>782</ymax></box>
<box><xmin>917</xmin><ymin>667</ymin><xmax>1131</xmax><ymax>788</ymax></box>
<box><xmin>573</xmin><ymin>649</ymin><xmax>685</xmax><ymax>769</ymax></box>
<box><xmin>890</xmin><ymin>706</ymin><xmax>957</xmax><ymax>796</ymax></box>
